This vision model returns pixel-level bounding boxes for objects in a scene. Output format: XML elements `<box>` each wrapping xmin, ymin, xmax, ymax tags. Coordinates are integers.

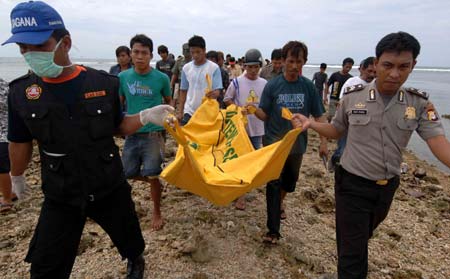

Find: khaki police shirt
<box><xmin>172</xmin><ymin>57</ymin><xmax>188</xmax><ymax>82</ymax></box>
<box><xmin>331</xmin><ymin>80</ymin><xmax>445</xmax><ymax>181</ymax></box>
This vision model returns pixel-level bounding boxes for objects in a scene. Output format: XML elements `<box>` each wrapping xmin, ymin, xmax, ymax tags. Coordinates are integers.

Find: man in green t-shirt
<box><xmin>119</xmin><ymin>34</ymin><xmax>172</xmax><ymax>231</ymax></box>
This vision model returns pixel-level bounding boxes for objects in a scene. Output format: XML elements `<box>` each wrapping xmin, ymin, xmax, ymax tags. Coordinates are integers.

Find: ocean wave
<box><xmin>304</xmin><ymin>64</ymin><xmax>450</xmax><ymax>72</ymax></box>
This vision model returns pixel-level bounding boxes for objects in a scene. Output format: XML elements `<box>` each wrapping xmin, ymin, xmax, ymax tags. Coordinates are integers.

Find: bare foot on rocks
<box><xmin>152</xmin><ymin>212</ymin><xmax>164</xmax><ymax>231</ymax></box>
<box><xmin>235</xmin><ymin>196</ymin><xmax>246</xmax><ymax>210</ymax></box>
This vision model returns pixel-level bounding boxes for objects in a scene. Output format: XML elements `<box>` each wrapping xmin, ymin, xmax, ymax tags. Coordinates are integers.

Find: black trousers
<box><xmin>335</xmin><ymin>166</ymin><xmax>399</xmax><ymax>279</ymax></box>
<box><xmin>26</xmin><ymin>183</ymin><xmax>145</xmax><ymax>279</ymax></box>
<box><xmin>266</xmin><ymin>154</ymin><xmax>303</xmax><ymax>236</ymax></box>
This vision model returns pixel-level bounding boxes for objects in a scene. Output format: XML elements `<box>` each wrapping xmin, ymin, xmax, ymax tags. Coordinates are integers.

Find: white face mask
<box><xmin>23</xmin><ymin>40</ymin><xmax>72</xmax><ymax>78</ymax></box>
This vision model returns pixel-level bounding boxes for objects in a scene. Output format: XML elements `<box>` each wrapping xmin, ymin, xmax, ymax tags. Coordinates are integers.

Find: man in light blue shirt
<box><xmin>177</xmin><ymin>35</ymin><xmax>222</xmax><ymax>125</ymax></box>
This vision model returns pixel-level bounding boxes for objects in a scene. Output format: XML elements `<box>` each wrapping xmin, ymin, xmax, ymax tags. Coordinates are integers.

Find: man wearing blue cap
<box><xmin>3</xmin><ymin>1</ymin><xmax>174</xmax><ymax>278</ymax></box>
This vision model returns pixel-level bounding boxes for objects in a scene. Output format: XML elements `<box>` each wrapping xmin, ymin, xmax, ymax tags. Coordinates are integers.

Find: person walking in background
<box><xmin>291</xmin><ymin>31</ymin><xmax>450</xmax><ymax>278</ymax></box>
<box><xmin>3</xmin><ymin>2</ymin><xmax>173</xmax><ymax>277</ymax></box>
<box><xmin>260</xmin><ymin>48</ymin><xmax>283</xmax><ymax>81</ymax></box>
<box><xmin>109</xmin><ymin>45</ymin><xmax>132</xmax><ymax>75</ymax></box>
<box><xmin>311</xmin><ymin>63</ymin><xmax>328</xmax><ymax>103</ymax></box>
<box><xmin>224</xmin><ymin>48</ymin><xmax>267</xmax><ymax>210</ymax></box>
<box><xmin>156</xmin><ymin>44</ymin><xmax>175</xmax><ymax>80</ymax></box>
<box><xmin>119</xmin><ymin>34</ymin><xmax>172</xmax><ymax>231</ymax></box>
<box><xmin>207</xmin><ymin>50</ymin><xmax>229</xmax><ymax>108</ymax></box>
<box><xmin>227</xmin><ymin>57</ymin><xmax>243</xmax><ymax>81</ymax></box>
<box><xmin>338</xmin><ymin>57</ymin><xmax>376</xmax><ymax>100</ymax></box>
<box><xmin>170</xmin><ymin>42</ymin><xmax>191</xmax><ymax>108</ymax></box>
<box><xmin>324</xmin><ymin>57</ymin><xmax>354</xmax><ymax>122</ymax></box>
<box><xmin>217</xmin><ymin>51</ymin><xmax>230</xmax><ymax>108</ymax></box>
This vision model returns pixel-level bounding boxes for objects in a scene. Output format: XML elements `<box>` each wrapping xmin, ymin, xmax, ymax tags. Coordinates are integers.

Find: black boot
<box><xmin>126</xmin><ymin>254</ymin><xmax>145</xmax><ymax>279</ymax></box>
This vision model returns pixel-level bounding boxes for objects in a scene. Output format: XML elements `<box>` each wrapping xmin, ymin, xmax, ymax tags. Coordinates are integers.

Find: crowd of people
<box><xmin>1</xmin><ymin>1</ymin><xmax>450</xmax><ymax>279</ymax></box>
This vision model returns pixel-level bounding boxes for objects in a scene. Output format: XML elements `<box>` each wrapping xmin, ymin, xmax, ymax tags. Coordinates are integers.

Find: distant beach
<box><xmin>1</xmin><ymin>57</ymin><xmax>449</xmax><ymax>173</ymax></box>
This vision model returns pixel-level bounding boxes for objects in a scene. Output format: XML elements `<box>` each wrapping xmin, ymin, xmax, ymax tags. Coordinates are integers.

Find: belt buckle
<box><xmin>376</xmin><ymin>179</ymin><xmax>388</xmax><ymax>186</ymax></box>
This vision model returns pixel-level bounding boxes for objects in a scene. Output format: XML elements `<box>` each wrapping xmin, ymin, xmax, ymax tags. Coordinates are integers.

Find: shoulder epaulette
<box><xmin>343</xmin><ymin>84</ymin><xmax>365</xmax><ymax>95</ymax></box>
<box><xmin>8</xmin><ymin>71</ymin><xmax>33</xmax><ymax>86</ymax></box>
<box><xmin>405</xmin><ymin>87</ymin><xmax>429</xmax><ymax>100</ymax></box>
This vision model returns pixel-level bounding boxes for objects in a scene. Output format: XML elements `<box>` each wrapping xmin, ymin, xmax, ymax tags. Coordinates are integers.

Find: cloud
<box><xmin>1</xmin><ymin>0</ymin><xmax>449</xmax><ymax>66</ymax></box>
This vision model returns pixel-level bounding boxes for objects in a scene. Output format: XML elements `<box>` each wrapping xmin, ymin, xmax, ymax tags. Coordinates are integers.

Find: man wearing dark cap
<box><xmin>3</xmin><ymin>1</ymin><xmax>174</xmax><ymax>278</ymax></box>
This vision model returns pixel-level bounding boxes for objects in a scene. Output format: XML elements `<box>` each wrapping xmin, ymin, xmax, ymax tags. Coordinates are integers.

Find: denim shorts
<box><xmin>249</xmin><ymin>136</ymin><xmax>262</xmax><ymax>150</ymax></box>
<box><xmin>122</xmin><ymin>132</ymin><xmax>164</xmax><ymax>178</ymax></box>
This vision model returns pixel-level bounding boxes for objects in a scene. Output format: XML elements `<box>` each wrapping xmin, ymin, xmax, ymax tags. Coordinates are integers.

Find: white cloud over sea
<box><xmin>1</xmin><ymin>0</ymin><xmax>450</xmax><ymax>67</ymax></box>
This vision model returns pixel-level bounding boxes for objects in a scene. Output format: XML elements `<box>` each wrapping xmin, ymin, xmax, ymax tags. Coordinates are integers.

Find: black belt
<box><xmin>339</xmin><ymin>166</ymin><xmax>398</xmax><ymax>187</ymax></box>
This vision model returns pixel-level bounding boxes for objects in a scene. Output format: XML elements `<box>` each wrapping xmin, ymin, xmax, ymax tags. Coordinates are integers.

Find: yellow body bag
<box><xmin>161</xmin><ymin>98</ymin><xmax>302</xmax><ymax>206</ymax></box>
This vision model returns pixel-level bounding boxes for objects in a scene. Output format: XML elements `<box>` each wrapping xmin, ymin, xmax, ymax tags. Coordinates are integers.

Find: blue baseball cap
<box><xmin>2</xmin><ymin>1</ymin><xmax>65</xmax><ymax>46</ymax></box>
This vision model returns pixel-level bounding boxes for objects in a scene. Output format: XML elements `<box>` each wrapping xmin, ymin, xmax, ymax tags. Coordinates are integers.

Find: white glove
<box><xmin>11</xmin><ymin>174</ymin><xmax>30</xmax><ymax>200</ymax></box>
<box><xmin>139</xmin><ymin>105</ymin><xmax>175</xmax><ymax>127</ymax></box>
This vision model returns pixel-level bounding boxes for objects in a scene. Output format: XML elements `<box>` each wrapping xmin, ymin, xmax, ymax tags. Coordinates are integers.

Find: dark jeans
<box><xmin>26</xmin><ymin>184</ymin><xmax>145</xmax><ymax>279</ymax></box>
<box><xmin>335</xmin><ymin>166</ymin><xmax>399</xmax><ymax>279</ymax></box>
<box><xmin>181</xmin><ymin>113</ymin><xmax>192</xmax><ymax>126</ymax></box>
<box><xmin>266</xmin><ymin>154</ymin><xmax>303</xmax><ymax>236</ymax></box>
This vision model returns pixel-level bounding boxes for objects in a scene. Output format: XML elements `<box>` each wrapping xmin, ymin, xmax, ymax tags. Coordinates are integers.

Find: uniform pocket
<box><xmin>40</xmin><ymin>153</ymin><xmax>65</xmax><ymax>198</ymax></box>
<box><xmin>98</xmin><ymin>146</ymin><xmax>124</xmax><ymax>190</ymax></box>
<box><xmin>397</xmin><ymin>119</ymin><xmax>418</xmax><ymax>131</ymax></box>
<box><xmin>348</xmin><ymin>114</ymin><xmax>371</xmax><ymax>126</ymax></box>
<box><xmin>20</xmin><ymin>106</ymin><xmax>51</xmax><ymax>144</ymax></box>
<box><xmin>396</xmin><ymin>119</ymin><xmax>418</xmax><ymax>147</ymax></box>
<box><xmin>85</xmin><ymin>102</ymin><xmax>114</xmax><ymax>139</ymax></box>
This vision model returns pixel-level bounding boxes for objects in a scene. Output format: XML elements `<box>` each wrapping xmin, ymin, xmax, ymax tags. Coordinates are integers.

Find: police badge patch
<box><xmin>425</xmin><ymin>102</ymin><xmax>439</xmax><ymax>121</ymax></box>
<box><xmin>25</xmin><ymin>84</ymin><xmax>42</xmax><ymax>100</ymax></box>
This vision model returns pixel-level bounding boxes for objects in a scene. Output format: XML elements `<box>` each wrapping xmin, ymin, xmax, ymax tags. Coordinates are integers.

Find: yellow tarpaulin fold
<box><xmin>161</xmin><ymin>98</ymin><xmax>302</xmax><ymax>206</ymax></box>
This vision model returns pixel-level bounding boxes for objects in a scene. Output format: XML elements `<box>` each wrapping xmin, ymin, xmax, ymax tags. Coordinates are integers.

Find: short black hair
<box><xmin>115</xmin><ymin>45</ymin><xmax>130</xmax><ymax>57</ymax></box>
<box><xmin>271</xmin><ymin>48</ymin><xmax>282</xmax><ymax>60</ymax></box>
<box><xmin>206</xmin><ymin>50</ymin><xmax>218</xmax><ymax>61</ymax></box>
<box><xmin>375</xmin><ymin>31</ymin><xmax>420</xmax><ymax>59</ymax></box>
<box><xmin>281</xmin><ymin>41</ymin><xmax>308</xmax><ymax>62</ymax></box>
<box><xmin>188</xmin><ymin>35</ymin><xmax>206</xmax><ymax>49</ymax></box>
<box><xmin>157</xmin><ymin>45</ymin><xmax>168</xmax><ymax>54</ymax></box>
<box><xmin>51</xmin><ymin>29</ymin><xmax>70</xmax><ymax>41</ymax></box>
<box><xmin>130</xmin><ymin>34</ymin><xmax>153</xmax><ymax>53</ymax></box>
<box><xmin>217</xmin><ymin>51</ymin><xmax>225</xmax><ymax>60</ymax></box>
<box><xmin>320</xmin><ymin>63</ymin><xmax>327</xmax><ymax>69</ymax></box>
<box><xmin>361</xmin><ymin>56</ymin><xmax>375</xmax><ymax>69</ymax></box>
<box><xmin>342</xmin><ymin>57</ymin><xmax>354</xmax><ymax>66</ymax></box>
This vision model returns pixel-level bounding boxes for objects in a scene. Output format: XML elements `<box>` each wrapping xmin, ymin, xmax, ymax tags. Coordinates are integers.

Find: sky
<box><xmin>1</xmin><ymin>0</ymin><xmax>450</xmax><ymax>67</ymax></box>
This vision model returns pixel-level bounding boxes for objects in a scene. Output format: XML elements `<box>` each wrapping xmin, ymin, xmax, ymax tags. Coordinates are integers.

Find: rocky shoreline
<box><xmin>1</xmin><ymin>130</ymin><xmax>450</xmax><ymax>278</ymax></box>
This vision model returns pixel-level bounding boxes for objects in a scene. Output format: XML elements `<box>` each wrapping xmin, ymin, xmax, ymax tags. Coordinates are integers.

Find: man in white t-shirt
<box><xmin>224</xmin><ymin>48</ymin><xmax>266</xmax><ymax>210</ymax></box>
<box><xmin>329</xmin><ymin>57</ymin><xmax>376</xmax><ymax>171</ymax></box>
<box><xmin>177</xmin><ymin>35</ymin><xmax>223</xmax><ymax>125</ymax></box>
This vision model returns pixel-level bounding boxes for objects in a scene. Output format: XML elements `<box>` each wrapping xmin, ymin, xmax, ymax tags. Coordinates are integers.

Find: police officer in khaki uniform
<box><xmin>3</xmin><ymin>2</ymin><xmax>173</xmax><ymax>278</ymax></box>
<box><xmin>292</xmin><ymin>31</ymin><xmax>450</xmax><ymax>278</ymax></box>
<box><xmin>170</xmin><ymin>43</ymin><xmax>191</xmax><ymax>107</ymax></box>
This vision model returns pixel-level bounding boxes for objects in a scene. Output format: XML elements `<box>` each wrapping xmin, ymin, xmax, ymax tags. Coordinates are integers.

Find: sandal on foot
<box><xmin>262</xmin><ymin>232</ymin><xmax>280</xmax><ymax>244</ymax></box>
<box><xmin>280</xmin><ymin>209</ymin><xmax>287</xmax><ymax>220</ymax></box>
<box><xmin>0</xmin><ymin>202</ymin><xmax>13</xmax><ymax>213</ymax></box>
